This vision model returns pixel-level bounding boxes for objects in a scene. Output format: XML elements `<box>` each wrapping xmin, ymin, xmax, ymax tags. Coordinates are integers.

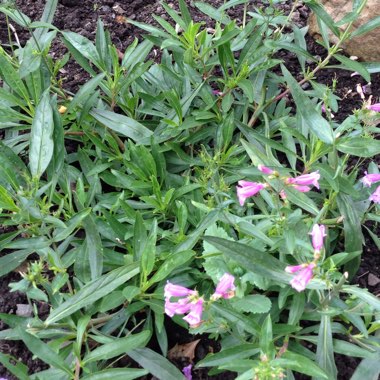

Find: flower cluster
<box><xmin>164</xmin><ymin>273</ymin><xmax>236</xmax><ymax>327</ymax></box>
<box><xmin>361</xmin><ymin>171</ymin><xmax>380</xmax><ymax>204</ymax></box>
<box><xmin>285</xmin><ymin>224</ymin><xmax>326</xmax><ymax>292</ymax></box>
<box><xmin>236</xmin><ymin>165</ymin><xmax>320</xmax><ymax>205</ymax></box>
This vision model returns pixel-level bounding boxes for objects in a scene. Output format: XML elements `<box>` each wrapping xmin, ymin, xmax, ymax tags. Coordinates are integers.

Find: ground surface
<box><xmin>0</xmin><ymin>0</ymin><xmax>379</xmax><ymax>379</ymax></box>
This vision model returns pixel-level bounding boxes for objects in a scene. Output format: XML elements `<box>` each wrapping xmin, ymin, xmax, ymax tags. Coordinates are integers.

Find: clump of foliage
<box><xmin>1</xmin><ymin>0</ymin><xmax>380</xmax><ymax>379</ymax></box>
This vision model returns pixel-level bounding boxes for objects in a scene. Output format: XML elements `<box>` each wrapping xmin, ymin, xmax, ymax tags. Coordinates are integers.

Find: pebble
<box><xmin>16</xmin><ymin>304</ymin><xmax>33</xmax><ymax>317</ymax></box>
<box><xmin>368</xmin><ymin>273</ymin><xmax>380</xmax><ymax>286</ymax></box>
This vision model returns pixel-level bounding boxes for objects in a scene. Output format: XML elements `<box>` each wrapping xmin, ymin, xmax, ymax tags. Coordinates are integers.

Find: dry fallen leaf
<box><xmin>168</xmin><ymin>339</ymin><xmax>200</xmax><ymax>361</ymax></box>
<box><xmin>115</xmin><ymin>15</ymin><xmax>128</xmax><ymax>25</ymax></box>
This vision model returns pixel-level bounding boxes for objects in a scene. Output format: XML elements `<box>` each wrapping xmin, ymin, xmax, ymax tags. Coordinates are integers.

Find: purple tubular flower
<box><xmin>258</xmin><ymin>165</ymin><xmax>274</xmax><ymax>175</ymax></box>
<box><xmin>310</xmin><ymin>224</ymin><xmax>327</xmax><ymax>253</ymax></box>
<box><xmin>361</xmin><ymin>172</ymin><xmax>380</xmax><ymax>187</ymax></box>
<box><xmin>165</xmin><ymin>298</ymin><xmax>193</xmax><ymax>317</ymax></box>
<box><xmin>164</xmin><ymin>282</ymin><xmax>196</xmax><ymax>298</ymax></box>
<box><xmin>289</xmin><ymin>263</ymin><xmax>316</xmax><ymax>292</ymax></box>
<box><xmin>285</xmin><ymin>264</ymin><xmax>306</xmax><ymax>274</ymax></box>
<box><xmin>287</xmin><ymin>171</ymin><xmax>320</xmax><ymax>189</ymax></box>
<box><xmin>293</xmin><ymin>185</ymin><xmax>311</xmax><ymax>193</ymax></box>
<box><xmin>367</xmin><ymin>103</ymin><xmax>380</xmax><ymax>112</ymax></box>
<box><xmin>182</xmin><ymin>364</ymin><xmax>193</xmax><ymax>380</ymax></box>
<box><xmin>236</xmin><ymin>181</ymin><xmax>266</xmax><ymax>206</ymax></box>
<box><xmin>212</xmin><ymin>273</ymin><xmax>236</xmax><ymax>300</ymax></box>
<box><xmin>183</xmin><ymin>298</ymin><xmax>204</xmax><ymax>327</ymax></box>
<box><xmin>369</xmin><ymin>185</ymin><xmax>380</xmax><ymax>204</ymax></box>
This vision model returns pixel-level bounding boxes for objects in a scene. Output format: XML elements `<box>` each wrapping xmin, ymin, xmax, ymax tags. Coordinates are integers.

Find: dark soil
<box><xmin>0</xmin><ymin>0</ymin><xmax>379</xmax><ymax>379</ymax></box>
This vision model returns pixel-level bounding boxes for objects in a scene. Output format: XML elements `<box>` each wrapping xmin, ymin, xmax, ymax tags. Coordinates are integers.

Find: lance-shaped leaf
<box><xmin>45</xmin><ymin>262</ymin><xmax>139</xmax><ymax>324</ymax></box>
<box><xmin>90</xmin><ymin>108</ymin><xmax>153</xmax><ymax>143</ymax></box>
<box><xmin>281</xmin><ymin>65</ymin><xmax>334</xmax><ymax>144</ymax></box>
<box><xmin>29</xmin><ymin>89</ymin><xmax>54</xmax><ymax>178</ymax></box>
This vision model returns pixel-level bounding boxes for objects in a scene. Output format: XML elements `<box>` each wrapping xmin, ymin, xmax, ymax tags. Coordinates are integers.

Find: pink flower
<box><xmin>310</xmin><ymin>224</ymin><xmax>327</xmax><ymax>253</ymax></box>
<box><xmin>164</xmin><ymin>282</ymin><xmax>203</xmax><ymax>327</ymax></box>
<box><xmin>212</xmin><ymin>89</ymin><xmax>223</xmax><ymax>96</ymax></box>
<box><xmin>369</xmin><ymin>185</ymin><xmax>380</xmax><ymax>204</ymax></box>
<box><xmin>286</xmin><ymin>171</ymin><xmax>320</xmax><ymax>189</ymax></box>
<box><xmin>212</xmin><ymin>273</ymin><xmax>236</xmax><ymax>300</ymax></box>
<box><xmin>288</xmin><ymin>263</ymin><xmax>316</xmax><ymax>292</ymax></box>
<box><xmin>258</xmin><ymin>165</ymin><xmax>274</xmax><ymax>175</ymax></box>
<box><xmin>293</xmin><ymin>185</ymin><xmax>311</xmax><ymax>192</ymax></box>
<box><xmin>321</xmin><ymin>104</ymin><xmax>326</xmax><ymax>113</ymax></box>
<box><xmin>285</xmin><ymin>264</ymin><xmax>306</xmax><ymax>273</ymax></box>
<box><xmin>236</xmin><ymin>181</ymin><xmax>266</xmax><ymax>206</ymax></box>
<box><xmin>183</xmin><ymin>298</ymin><xmax>204</xmax><ymax>327</ymax></box>
<box><xmin>164</xmin><ymin>282</ymin><xmax>196</xmax><ymax>298</ymax></box>
<box><xmin>165</xmin><ymin>298</ymin><xmax>193</xmax><ymax>317</ymax></box>
<box><xmin>279</xmin><ymin>190</ymin><xmax>287</xmax><ymax>199</ymax></box>
<box><xmin>182</xmin><ymin>364</ymin><xmax>192</xmax><ymax>380</ymax></box>
<box><xmin>361</xmin><ymin>171</ymin><xmax>380</xmax><ymax>187</ymax></box>
<box><xmin>367</xmin><ymin>103</ymin><xmax>380</xmax><ymax>112</ymax></box>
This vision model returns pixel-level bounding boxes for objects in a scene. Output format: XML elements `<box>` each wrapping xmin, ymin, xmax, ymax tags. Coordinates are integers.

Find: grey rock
<box><xmin>308</xmin><ymin>0</ymin><xmax>380</xmax><ymax>62</ymax></box>
<box><xmin>368</xmin><ymin>273</ymin><xmax>380</xmax><ymax>286</ymax></box>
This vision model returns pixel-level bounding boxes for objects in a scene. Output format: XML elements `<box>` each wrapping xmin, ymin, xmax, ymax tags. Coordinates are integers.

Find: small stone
<box><xmin>60</xmin><ymin>0</ymin><xmax>76</xmax><ymax>7</ymax></box>
<box><xmin>16</xmin><ymin>304</ymin><xmax>33</xmax><ymax>317</ymax></box>
<box><xmin>368</xmin><ymin>273</ymin><xmax>380</xmax><ymax>286</ymax></box>
<box><xmin>113</xmin><ymin>4</ymin><xmax>126</xmax><ymax>14</ymax></box>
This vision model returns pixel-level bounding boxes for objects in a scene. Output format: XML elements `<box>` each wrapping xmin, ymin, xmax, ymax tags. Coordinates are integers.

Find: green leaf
<box><xmin>128</xmin><ymin>348</ymin><xmax>186</xmax><ymax>380</ymax></box>
<box><xmin>281</xmin><ymin>65</ymin><xmax>334</xmax><ymax>144</ymax></box>
<box><xmin>84</xmin><ymin>331</ymin><xmax>151</xmax><ymax>363</ymax></box>
<box><xmin>53</xmin><ymin>208</ymin><xmax>92</xmax><ymax>242</ymax></box>
<box><xmin>0</xmin><ymin>184</ymin><xmax>18</xmax><ymax>211</ymax></box>
<box><xmin>350</xmin><ymin>354</ymin><xmax>380</xmax><ymax>380</ymax></box>
<box><xmin>197</xmin><ymin>344</ymin><xmax>260</xmax><ymax>367</ymax></box>
<box><xmin>260</xmin><ymin>314</ymin><xmax>273</xmax><ymax>355</ymax></box>
<box><xmin>61</xmin><ymin>31</ymin><xmax>102</xmax><ymax>68</ymax></box>
<box><xmin>83</xmin><ymin>213</ymin><xmax>103</xmax><ymax>280</ymax></box>
<box><xmin>45</xmin><ymin>263</ymin><xmax>139</xmax><ymax>324</ymax></box>
<box><xmin>141</xmin><ymin>219</ymin><xmax>157</xmax><ymax>280</ymax></box>
<box><xmin>352</xmin><ymin>15</ymin><xmax>380</xmax><ymax>37</ymax></box>
<box><xmin>17</xmin><ymin>326</ymin><xmax>71</xmax><ymax>375</ymax></box>
<box><xmin>333</xmin><ymin>339</ymin><xmax>376</xmax><ymax>358</ymax></box>
<box><xmin>90</xmin><ymin>108</ymin><xmax>153</xmax><ymax>143</ymax></box>
<box><xmin>273</xmin><ymin>351</ymin><xmax>328</xmax><ymax>379</ymax></box>
<box><xmin>66</xmin><ymin>73</ymin><xmax>105</xmax><ymax>113</ymax></box>
<box><xmin>334</xmin><ymin>54</ymin><xmax>370</xmax><ymax>82</ymax></box>
<box><xmin>81</xmin><ymin>368</ymin><xmax>149</xmax><ymax>380</ymax></box>
<box><xmin>0</xmin><ymin>141</ymin><xmax>28</xmax><ymax>190</ymax></box>
<box><xmin>336</xmin><ymin>137</ymin><xmax>380</xmax><ymax>157</ymax></box>
<box><xmin>336</xmin><ymin>194</ymin><xmax>363</xmax><ymax>276</ymax></box>
<box><xmin>211</xmin><ymin>303</ymin><xmax>260</xmax><ymax>335</ymax></box>
<box><xmin>194</xmin><ymin>2</ymin><xmax>231</xmax><ymax>24</ymax></box>
<box><xmin>0</xmin><ymin>51</ymin><xmax>29</xmax><ymax>100</ymax></box>
<box><xmin>202</xmin><ymin>224</ymin><xmax>232</xmax><ymax>281</ymax></box>
<box><xmin>203</xmin><ymin>237</ymin><xmax>290</xmax><ymax>286</ymax></box>
<box><xmin>146</xmin><ymin>250</ymin><xmax>195</xmax><ymax>288</ymax></box>
<box><xmin>0</xmin><ymin>353</ymin><xmax>29</xmax><ymax>380</ymax></box>
<box><xmin>29</xmin><ymin>89</ymin><xmax>54</xmax><ymax>178</ymax></box>
<box><xmin>34</xmin><ymin>0</ymin><xmax>58</xmax><ymax>40</ymax></box>
<box><xmin>315</xmin><ymin>314</ymin><xmax>337</xmax><ymax>380</ymax></box>
<box><xmin>288</xmin><ymin>292</ymin><xmax>305</xmax><ymax>325</ymax></box>
<box><xmin>231</xmin><ymin>295</ymin><xmax>272</xmax><ymax>314</ymax></box>
<box><xmin>307</xmin><ymin>2</ymin><xmax>340</xmax><ymax>36</ymax></box>
<box><xmin>341</xmin><ymin>285</ymin><xmax>380</xmax><ymax>311</ymax></box>
<box><xmin>0</xmin><ymin>249</ymin><xmax>33</xmax><ymax>277</ymax></box>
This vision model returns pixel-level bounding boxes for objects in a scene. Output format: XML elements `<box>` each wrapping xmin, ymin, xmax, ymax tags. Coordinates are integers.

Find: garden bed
<box><xmin>0</xmin><ymin>0</ymin><xmax>380</xmax><ymax>379</ymax></box>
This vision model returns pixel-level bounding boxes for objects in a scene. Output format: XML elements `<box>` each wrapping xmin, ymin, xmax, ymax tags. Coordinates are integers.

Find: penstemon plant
<box><xmin>0</xmin><ymin>0</ymin><xmax>380</xmax><ymax>379</ymax></box>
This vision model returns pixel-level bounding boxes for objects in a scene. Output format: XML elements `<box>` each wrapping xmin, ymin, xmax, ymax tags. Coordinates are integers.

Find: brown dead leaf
<box><xmin>168</xmin><ymin>339</ymin><xmax>200</xmax><ymax>361</ymax></box>
<box><xmin>115</xmin><ymin>15</ymin><xmax>128</xmax><ymax>25</ymax></box>
<box><xmin>116</xmin><ymin>48</ymin><xmax>124</xmax><ymax>61</ymax></box>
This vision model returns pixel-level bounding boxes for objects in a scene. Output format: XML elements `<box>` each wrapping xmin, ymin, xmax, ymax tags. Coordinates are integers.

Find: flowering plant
<box><xmin>0</xmin><ymin>0</ymin><xmax>380</xmax><ymax>380</ymax></box>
